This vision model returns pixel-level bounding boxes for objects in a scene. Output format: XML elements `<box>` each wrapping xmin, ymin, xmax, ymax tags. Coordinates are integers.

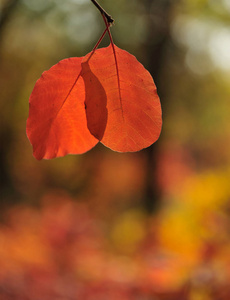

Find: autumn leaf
<box><xmin>83</xmin><ymin>43</ymin><xmax>162</xmax><ymax>152</ymax></box>
<box><xmin>26</xmin><ymin>3</ymin><xmax>162</xmax><ymax>160</ymax></box>
<box><xmin>26</xmin><ymin>57</ymin><xmax>99</xmax><ymax>160</ymax></box>
<box><xmin>27</xmin><ymin>44</ymin><xmax>162</xmax><ymax>159</ymax></box>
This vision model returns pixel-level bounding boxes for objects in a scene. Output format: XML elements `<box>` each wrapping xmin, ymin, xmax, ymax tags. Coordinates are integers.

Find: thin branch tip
<box><xmin>91</xmin><ymin>0</ymin><xmax>114</xmax><ymax>25</ymax></box>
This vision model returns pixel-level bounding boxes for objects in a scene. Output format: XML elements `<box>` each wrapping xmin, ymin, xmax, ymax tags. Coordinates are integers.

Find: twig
<box><xmin>90</xmin><ymin>0</ymin><xmax>114</xmax><ymax>25</ymax></box>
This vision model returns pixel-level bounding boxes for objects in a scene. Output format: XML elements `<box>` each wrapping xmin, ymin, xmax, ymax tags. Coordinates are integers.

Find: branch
<box><xmin>90</xmin><ymin>0</ymin><xmax>114</xmax><ymax>25</ymax></box>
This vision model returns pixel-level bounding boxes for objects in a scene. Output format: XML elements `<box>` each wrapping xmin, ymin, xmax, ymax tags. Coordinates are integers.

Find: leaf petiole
<box><xmin>86</xmin><ymin>27</ymin><xmax>108</xmax><ymax>62</ymax></box>
<box><xmin>101</xmin><ymin>13</ymin><xmax>114</xmax><ymax>45</ymax></box>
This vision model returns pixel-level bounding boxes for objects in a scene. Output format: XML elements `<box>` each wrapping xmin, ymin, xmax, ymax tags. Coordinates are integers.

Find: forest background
<box><xmin>1</xmin><ymin>0</ymin><xmax>230</xmax><ymax>299</ymax></box>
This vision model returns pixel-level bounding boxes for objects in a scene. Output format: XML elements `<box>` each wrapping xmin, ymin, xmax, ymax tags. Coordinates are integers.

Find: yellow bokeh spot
<box><xmin>110</xmin><ymin>210</ymin><xmax>146</xmax><ymax>254</ymax></box>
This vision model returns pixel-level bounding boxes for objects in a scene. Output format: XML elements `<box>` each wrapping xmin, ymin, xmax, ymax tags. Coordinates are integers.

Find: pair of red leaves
<box><xmin>26</xmin><ymin>35</ymin><xmax>162</xmax><ymax>160</ymax></box>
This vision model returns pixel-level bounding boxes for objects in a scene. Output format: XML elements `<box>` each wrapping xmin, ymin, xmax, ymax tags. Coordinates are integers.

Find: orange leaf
<box><xmin>26</xmin><ymin>58</ymin><xmax>98</xmax><ymax>160</ymax></box>
<box><xmin>84</xmin><ymin>44</ymin><xmax>162</xmax><ymax>152</ymax></box>
<box><xmin>27</xmin><ymin>44</ymin><xmax>162</xmax><ymax>159</ymax></box>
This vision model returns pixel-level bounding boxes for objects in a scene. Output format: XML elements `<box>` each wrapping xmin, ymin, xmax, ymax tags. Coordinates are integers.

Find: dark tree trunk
<box><xmin>142</xmin><ymin>0</ymin><xmax>174</xmax><ymax>213</ymax></box>
<box><xmin>0</xmin><ymin>0</ymin><xmax>19</xmax><ymax>202</ymax></box>
<box><xmin>0</xmin><ymin>0</ymin><xmax>18</xmax><ymax>38</ymax></box>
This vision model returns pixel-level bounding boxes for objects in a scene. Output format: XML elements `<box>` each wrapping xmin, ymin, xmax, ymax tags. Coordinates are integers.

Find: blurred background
<box><xmin>1</xmin><ymin>0</ymin><xmax>230</xmax><ymax>299</ymax></box>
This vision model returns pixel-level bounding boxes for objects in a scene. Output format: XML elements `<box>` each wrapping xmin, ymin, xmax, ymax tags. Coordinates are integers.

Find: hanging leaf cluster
<box><xmin>26</xmin><ymin>4</ymin><xmax>162</xmax><ymax>160</ymax></box>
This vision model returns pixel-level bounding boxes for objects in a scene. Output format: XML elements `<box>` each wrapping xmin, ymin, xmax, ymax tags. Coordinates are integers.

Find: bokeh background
<box><xmin>1</xmin><ymin>0</ymin><xmax>230</xmax><ymax>299</ymax></box>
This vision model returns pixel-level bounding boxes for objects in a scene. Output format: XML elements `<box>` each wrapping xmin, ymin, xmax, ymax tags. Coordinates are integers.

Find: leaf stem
<box><xmin>101</xmin><ymin>13</ymin><xmax>114</xmax><ymax>45</ymax></box>
<box><xmin>91</xmin><ymin>0</ymin><xmax>114</xmax><ymax>25</ymax></box>
<box><xmin>86</xmin><ymin>27</ymin><xmax>108</xmax><ymax>61</ymax></box>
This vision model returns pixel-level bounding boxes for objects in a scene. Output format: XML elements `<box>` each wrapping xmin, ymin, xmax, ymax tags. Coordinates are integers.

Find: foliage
<box><xmin>27</xmin><ymin>29</ymin><xmax>162</xmax><ymax>159</ymax></box>
<box><xmin>1</xmin><ymin>176</ymin><xmax>230</xmax><ymax>299</ymax></box>
<box><xmin>1</xmin><ymin>0</ymin><xmax>230</xmax><ymax>299</ymax></box>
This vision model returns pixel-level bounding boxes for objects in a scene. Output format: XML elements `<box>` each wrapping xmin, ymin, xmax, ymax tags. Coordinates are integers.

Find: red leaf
<box><xmin>26</xmin><ymin>58</ymin><xmax>98</xmax><ymax>160</ymax></box>
<box><xmin>84</xmin><ymin>44</ymin><xmax>162</xmax><ymax>152</ymax></box>
<box><xmin>27</xmin><ymin>43</ymin><xmax>162</xmax><ymax>159</ymax></box>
